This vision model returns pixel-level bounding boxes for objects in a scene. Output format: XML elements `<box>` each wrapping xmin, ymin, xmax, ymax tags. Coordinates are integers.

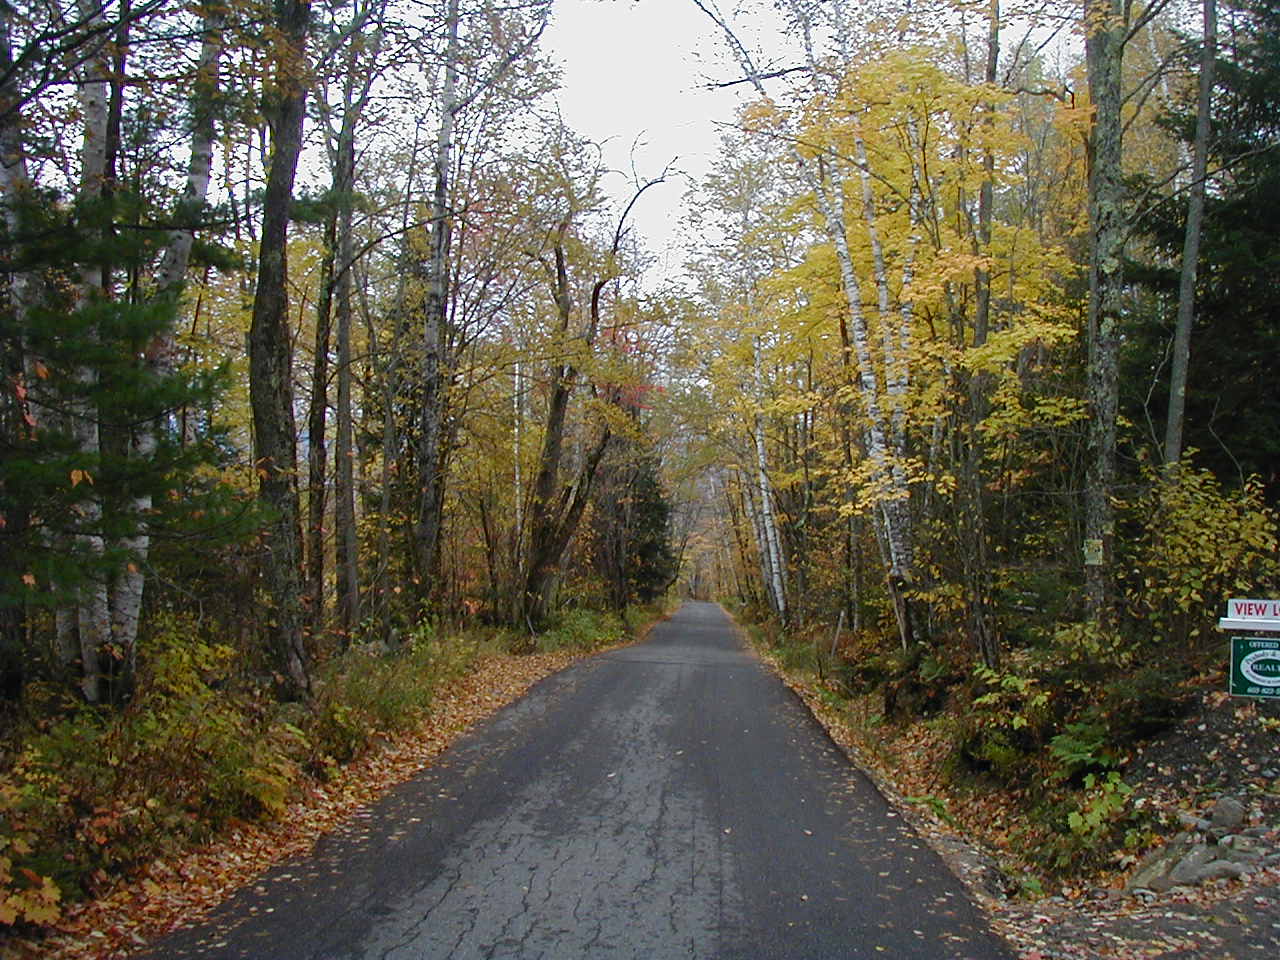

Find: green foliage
<box><xmin>0</xmin><ymin>783</ymin><xmax>62</xmax><ymax>926</ymax></box>
<box><xmin>532</xmin><ymin>608</ymin><xmax>626</xmax><ymax>654</ymax></box>
<box><xmin>777</xmin><ymin>635</ymin><xmax>817</xmax><ymax>673</ymax></box>
<box><xmin>1127</xmin><ymin>0</ymin><xmax>1280</xmax><ymax>496</ymax></box>
<box><xmin>310</xmin><ymin>623</ymin><xmax>475</xmax><ymax>764</ymax></box>
<box><xmin>1029</xmin><ymin>772</ymin><xmax>1154</xmax><ymax>875</ymax></box>
<box><xmin>0</xmin><ymin>615</ymin><xmax>294</xmax><ymax>908</ymax></box>
<box><xmin>0</xmin><ymin>181</ymin><xmax>252</xmax><ymax>703</ymax></box>
<box><xmin>1047</xmin><ymin>721</ymin><xmax>1120</xmax><ymax>782</ymax></box>
<box><xmin>0</xmin><ymin>612</ymin><xmax>487</xmax><ymax>923</ymax></box>
<box><xmin>590</xmin><ymin>443</ymin><xmax>679</xmax><ymax>610</ymax></box>
<box><xmin>905</xmin><ymin>794</ymin><xmax>958</xmax><ymax>829</ymax></box>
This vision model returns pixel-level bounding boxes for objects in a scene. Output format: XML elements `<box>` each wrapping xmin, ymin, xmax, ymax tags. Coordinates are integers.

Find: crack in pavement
<box><xmin>136</xmin><ymin>603</ymin><xmax>1011</xmax><ymax>960</ymax></box>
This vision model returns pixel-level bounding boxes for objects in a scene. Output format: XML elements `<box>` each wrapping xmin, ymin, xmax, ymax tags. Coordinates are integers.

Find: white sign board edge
<box><xmin>1226</xmin><ymin>598</ymin><xmax>1280</xmax><ymax>619</ymax></box>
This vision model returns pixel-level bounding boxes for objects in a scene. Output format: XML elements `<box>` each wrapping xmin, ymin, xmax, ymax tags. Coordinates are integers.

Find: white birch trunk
<box><xmin>71</xmin><ymin>0</ymin><xmax>112</xmax><ymax>703</ymax></box>
<box><xmin>413</xmin><ymin>0</ymin><xmax>459</xmax><ymax>581</ymax></box>
<box><xmin>849</xmin><ymin>131</ymin><xmax>919</xmax><ymax>588</ymax></box>
<box><xmin>695</xmin><ymin>0</ymin><xmax>916</xmax><ymax>639</ymax></box>
<box><xmin>111</xmin><ymin>5</ymin><xmax>226</xmax><ymax>678</ymax></box>
<box><xmin>812</xmin><ymin>165</ymin><xmax>913</xmax><ymax>582</ymax></box>
<box><xmin>739</xmin><ymin>469</ymin><xmax>773</xmax><ymax>611</ymax></box>
<box><xmin>514</xmin><ymin>357</ymin><xmax>524</xmax><ymax>555</ymax></box>
<box><xmin>752</xmin><ymin>337</ymin><xmax>787</xmax><ymax>621</ymax></box>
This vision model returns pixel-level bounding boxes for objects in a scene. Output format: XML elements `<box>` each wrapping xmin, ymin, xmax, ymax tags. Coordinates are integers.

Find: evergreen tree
<box><xmin>1128</xmin><ymin>0</ymin><xmax>1280</xmax><ymax>498</ymax></box>
<box><xmin>0</xmin><ymin>175</ymin><xmax>246</xmax><ymax>702</ymax></box>
<box><xmin>591</xmin><ymin>442</ymin><xmax>678</xmax><ymax>610</ymax></box>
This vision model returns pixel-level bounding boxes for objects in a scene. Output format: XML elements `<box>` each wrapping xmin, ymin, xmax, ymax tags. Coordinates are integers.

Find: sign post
<box><xmin>1219</xmin><ymin>598</ymin><xmax>1280</xmax><ymax>700</ymax></box>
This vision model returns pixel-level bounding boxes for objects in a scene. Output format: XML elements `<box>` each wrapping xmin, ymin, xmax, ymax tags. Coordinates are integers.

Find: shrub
<box><xmin>533</xmin><ymin>608</ymin><xmax>626</xmax><ymax>653</ymax></box>
<box><xmin>956</xmin><ymin>661</ymin><xmax>1052</xmax><ymax>784</ymax></box>
<box><xmin>1122</xmin><ymin>463</ymin><xmax>1279</xmax><ymax>651</ymax></box>
<box><xmin>0</xmin><ymin>614</ymin><xmax>302</xmax><ymax>910</ymax></box>
<box><xmin>310</xmin><ymin>623</ymin><xmax>475</xmax><ymax>764</ymax></box>
<box><xmin>1029</xmin><ymin>772</ymin><xmax>1155</xmax><ymax>875</ymax></box>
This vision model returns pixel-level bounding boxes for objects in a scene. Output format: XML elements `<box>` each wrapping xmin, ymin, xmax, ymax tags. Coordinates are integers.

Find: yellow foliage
<box><xmin>1125</xmin><ymin>463</ymin><xmax>1280</xmax><ymax>644</ymax></box>
<box><xmin>0</xmin><ymin>785</ymin><xmax>61</xmax><ymax>927</ymax></box>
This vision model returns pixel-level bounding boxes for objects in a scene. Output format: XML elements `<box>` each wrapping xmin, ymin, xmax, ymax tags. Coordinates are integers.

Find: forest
<box><xmin>1</xmin><ymin>0</ymin><xmax>1278</xmax><ymax>941</ymax></box>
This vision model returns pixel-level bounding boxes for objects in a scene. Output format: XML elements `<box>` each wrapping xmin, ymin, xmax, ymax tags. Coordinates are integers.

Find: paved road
<box><xmin>141</xmin><ymin>602</ymin><xmax>1011</xmax><ymax>959</ymax></box>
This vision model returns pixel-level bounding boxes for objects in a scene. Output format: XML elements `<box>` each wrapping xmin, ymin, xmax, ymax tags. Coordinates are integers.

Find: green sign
<box><xmin>1230</xmin><ymin>637</ymin><xmax>1280</xmax><ymax>699</ymax></box>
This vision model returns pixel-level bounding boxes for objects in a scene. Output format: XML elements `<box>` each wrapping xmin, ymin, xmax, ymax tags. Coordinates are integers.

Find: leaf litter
<box><xmin>758</xmin><ymin>649</ymin><xmax>1280</xmax><ymax>960</ymax></box>
<box><xmin>2</xmin><ymin>649</ymin><xmax>588</xmax><ymax>960</ymax></box>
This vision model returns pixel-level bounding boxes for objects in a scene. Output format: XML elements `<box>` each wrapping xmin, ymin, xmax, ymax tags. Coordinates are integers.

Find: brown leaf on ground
<box><xmin>3</xmin><ymin>649</ymin><xmax>589</xmax><ymax>960</ymax></box>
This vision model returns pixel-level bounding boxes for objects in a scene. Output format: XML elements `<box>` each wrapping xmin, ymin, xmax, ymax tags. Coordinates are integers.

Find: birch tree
<box><xmin>67</xmin><ymin>0</ymin><xmax>113</xmax><ymax>703</ymax></box>
<box><xmin>693</xmin><ymin>0</ymin><xmax>921</xmax><ymax>645</ymax></box>
<box><xmin>409</xmin><ymin>0</ymin><xmax>551</xmax><ymax>591</ymax></box>
<box><xmin>110</xmin><ymin>0</ymin><xmax>227</xmax><ymax>690</ymax></box>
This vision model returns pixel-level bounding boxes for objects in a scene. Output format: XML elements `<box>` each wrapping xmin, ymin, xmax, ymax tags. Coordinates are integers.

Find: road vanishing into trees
<box><xmin>140</xmin><ymin>603</ymin><xmax>1011</xmax><ymax>959</ymax></box>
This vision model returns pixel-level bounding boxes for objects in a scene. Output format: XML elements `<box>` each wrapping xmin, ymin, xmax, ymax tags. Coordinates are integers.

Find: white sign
<box><xmin>1227</xmin><ymin>598</ymin><xmax>1280</xmax><ymax>620</ymax></box>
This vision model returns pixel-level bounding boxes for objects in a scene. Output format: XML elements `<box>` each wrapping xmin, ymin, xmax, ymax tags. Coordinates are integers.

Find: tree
<box><xmin>248</xmin><ymin>0</ymin><xmax>313</xmax><ymax>698</ymax></box>
<box><xmin>0</xmin><ymin>0</ymin><xmax>249</xmax><ymax>702</ymax></box>
<box><xmin>1131</xmin><ymin>0</ymin><xmax>1280</xmax><ymax>496</ymax></box>
<box><xmin>1082</xmin><ymin>0</ymin><xmax>1129</xmax><ymax>625</ymax></box>
<box><xmin>591</xmin><ymin>439</ymin><xmax>678</xmax><ymax>610</ymax></box>
<box><xmin>1164</xmin><ymin>0</ymin><xmax>1217</xmax><ymax>467</ymax></box>
<box><xmin>517</xmin><ymin>138</ymin><xmax>668</xmax><ymax>627</ymax></box>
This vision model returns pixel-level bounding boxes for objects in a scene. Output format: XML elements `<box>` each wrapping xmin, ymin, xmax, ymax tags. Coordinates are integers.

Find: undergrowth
<box><xmin>0</xmin><ymin>602</ymin><xmax>651</xmax><ymax>932</ymax></box>
<box><xmin>737</xmin><ymin>464</ymin><xmax>1277</xmax><ymax>892</ymax></box>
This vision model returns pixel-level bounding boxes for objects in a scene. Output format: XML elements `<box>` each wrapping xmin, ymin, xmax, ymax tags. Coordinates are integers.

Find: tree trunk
<box><xmin>68</xmin><ymin>0</ymin><xmax>112</xmax><ymax>703</ymax></box>
<box><xmin>0</xmin><ymin>5</ymin><xmax>36</xmax><ymax>695</ymax></box>
<box><xmin>333</xmin><ymin>110</ymin><xmax>359</xmax><ymax>639</ymax></box>
<box><xmin>817</xmin><ymin>160</ymin><xmax>916</xmax><ymax>647</ymax></box>
<box><xmin>962</xmin><ymin>0</ymin><xmax>1001</xmax><ymax>670</ymax></box>
<box><xmin>413</xmin><ymin>0</ymin><xmax>459</xmax><ymax>588</ymax></box>
<box><xmin>520</xmin><ymin>228</ymin><xmax>618</xmax><ymax>627</ymax></box>
<box><xmin>751</xmin><ymin>337</ymin><xmax>787</xmax><ymax>622</ymax></box>
<box><xmin>249</xmin><ymin>0</ymin><xmax>312</xmax><ymax>698</ymax></box>
<box><xmin>111</xmin><ymin>4</ymin><xmax>226</xmax><ymax>692</ymax></box>
<box><xmin>324</xmin><ymin>3</ymin><xmax>382</xmax><ymax>639</ymax></box>
<box><xmin>1084</xmin><ymin>0</ymin><xmax>1127</xmax><ymax>626</ymax></box>
<box><xmin>306</xmin><ymin>210</ymin><xmax>335</xmax><ymax>636</ymax></box>
<box><xmin>367</xmin><ymin>120</ymin><xmax>422</xmax><ymax>634</ymax></box>
<box><xmin>1165</xmin><ymin>0</ymin><xmax>1216</xmax><ymax>467</ymax></box>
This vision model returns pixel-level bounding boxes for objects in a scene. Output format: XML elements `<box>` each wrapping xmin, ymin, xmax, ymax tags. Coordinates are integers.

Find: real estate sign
<box><xmin>1226</xmin><ymin>598</ymin><xmax>1280</xmax><ymax>620</ymax></box>
<box><xmin>1229</xmin><ymin>636</ymin><xmax>1280</xmax><ymax>699</ymax></box>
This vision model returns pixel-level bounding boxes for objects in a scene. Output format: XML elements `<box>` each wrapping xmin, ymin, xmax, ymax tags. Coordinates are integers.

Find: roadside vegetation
<box><xmin>1</xmin><ymin>0</ymin><xmax>686</xmax><ymax>940</ymax></box>
<box><xmin>732</xmin><ymin>463</ymin><xmax>1278</xmax><ymax>892</ymax></box>
<box><xmin>4</xmin><ymin>0</ymin><xmax>1280</xmax><ymax>950</ymax></box>
<box><xmin>667</xmin><ymin>0</ymin><xmax>1280</xmax><ymax>904</ymax></box>
<box><xmin>0</xmin><ymin>600</ymin><xmax>668</xmax><ymax>944</ymax></box>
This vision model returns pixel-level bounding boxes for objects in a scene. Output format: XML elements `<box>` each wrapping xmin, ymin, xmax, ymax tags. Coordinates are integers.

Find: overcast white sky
<box><xmin>541</xmin><ymin>0</ymin><xmax>775</xmax><ymax>274</ymax></box>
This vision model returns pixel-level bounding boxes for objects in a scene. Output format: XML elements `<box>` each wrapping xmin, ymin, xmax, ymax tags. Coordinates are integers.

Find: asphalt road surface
<box><xmin>140</xmin><ymin>602</ymin><xmax>1011</xmax><ymax>959</ymax></box>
